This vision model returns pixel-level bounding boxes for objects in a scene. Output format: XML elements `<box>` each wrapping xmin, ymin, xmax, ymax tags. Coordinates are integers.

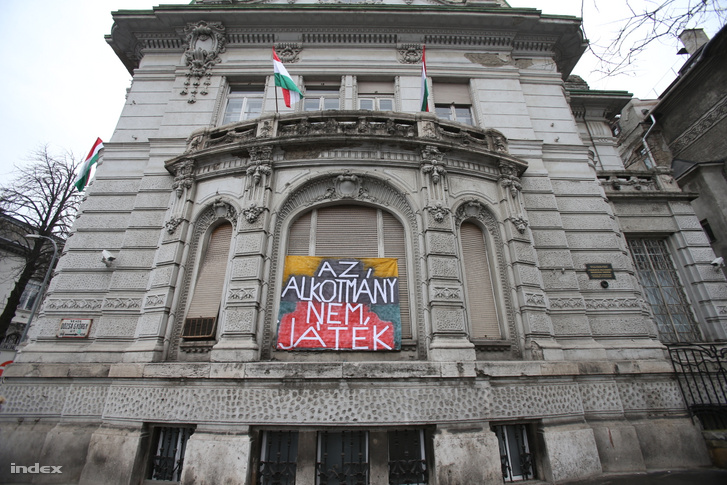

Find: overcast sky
<box><xmin>0</xmin><ymin>1</ymin><xmax>723</xmax><ymax>179</ymax></box>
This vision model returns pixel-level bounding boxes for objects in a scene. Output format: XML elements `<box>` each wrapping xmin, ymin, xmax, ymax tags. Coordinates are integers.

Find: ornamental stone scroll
<box><xmin>180</xmin><ymin>20</ymin><xmax>226</xmax><ymax>103</ymax></box>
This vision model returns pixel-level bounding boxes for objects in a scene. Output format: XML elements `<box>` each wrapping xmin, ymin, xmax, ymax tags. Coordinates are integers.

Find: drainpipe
<box><xmin>642</xmin><ymin>114</ymin><xmax>658</xmax><ymax>169</ymax></box>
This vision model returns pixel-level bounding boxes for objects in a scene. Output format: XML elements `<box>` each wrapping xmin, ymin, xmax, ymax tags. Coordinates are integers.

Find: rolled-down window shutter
<box><xmin>183</xmin><ymin>222</ymin><xmax>233</xmax><ymax>338</ymax></box>
<box><xmin>382</xmin><ymin>211</ymin><xmax>411</xmax><ymax>339</ymax></box>
<box><xmin>460</xmin><ymin>222</ymin><xmax>501</xmax><ymax>339</ymax></box>
<box><xmin>314</xmin><ymin>206</ymin><xmax>379</xmax><ymax>257</ymax></box>
<box><xmin>433</xmin><ymin>82</ymin><xmax>471</xmax><ymax>105</ymax></box>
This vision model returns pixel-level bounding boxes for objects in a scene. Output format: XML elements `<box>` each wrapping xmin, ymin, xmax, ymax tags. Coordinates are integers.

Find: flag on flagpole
<box><xmin>420</xmin><ymin>45</ymin><xmax>429</xmax><ymax>112</ymax></box>
<box><xmin>273</xmin><ymin>48</ymin><xmax>304</xmax><ymax>108</ymax></box>
<box><xmin>74</xmin><ymin>138</ymin><xmax>104</xmax><ymax>192</ymax></box>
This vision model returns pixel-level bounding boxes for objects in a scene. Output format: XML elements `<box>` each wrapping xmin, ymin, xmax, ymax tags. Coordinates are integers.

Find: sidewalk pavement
<box><xmin>566</xmin><ymin>468</ymin><xmax>727</xmax><ymax>485</ymax></box>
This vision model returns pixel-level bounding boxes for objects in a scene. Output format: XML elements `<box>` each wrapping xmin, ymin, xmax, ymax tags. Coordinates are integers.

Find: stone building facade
<box><xmin>1</xmin><ymin>1</ymin><xmax>726</xmax><ymax>484</ymax></box>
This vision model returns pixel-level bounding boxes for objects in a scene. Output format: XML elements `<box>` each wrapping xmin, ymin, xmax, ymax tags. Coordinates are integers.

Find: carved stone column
<box><xmin>419</xmin><ymin>146</ymin><xmax>475</xmax><ymax>361</ymax></box>
<box><xmin>211</xmin><ymin>143</ymin><xmax>273</xmax><ymax>362</ymax></box>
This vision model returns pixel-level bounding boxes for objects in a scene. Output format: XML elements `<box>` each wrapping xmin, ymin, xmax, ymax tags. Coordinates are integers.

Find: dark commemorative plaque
<box><xmin>585</xmin><ymin>263</ymin><xmax>615</xmax><ymax>280</ymax></box>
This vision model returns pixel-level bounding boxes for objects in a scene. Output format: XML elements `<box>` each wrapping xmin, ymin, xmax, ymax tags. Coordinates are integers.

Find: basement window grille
<box><xmin>492</xmin><ymin>424</ymin><xmax>534</xmax><ymax>482</ymax></box>
<box><xmin>181</xmin><ymin>317</ymin><xmax>217</xmax><ymax>339</ymax></box>
<box><xmin>259</xmin><ymin>430</ymin><xmax>299</xmax><ymax>485</ymax></box>
<box><xmin>388</xmin><ymin>429</ymin><xmax>428</xmax><ymax>485</ymax></box>
<box><xmin>147</xmin><ymin>426</ymin><xmax>194</xmax><ymax>482</ymax></box>
<box><xmin>316</xmin><ymin>430</ymin><xmax>369</xmax><ymax>485</ymax></box>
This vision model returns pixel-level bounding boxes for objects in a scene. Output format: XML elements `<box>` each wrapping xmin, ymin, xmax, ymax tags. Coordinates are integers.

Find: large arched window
<box><xmin>182</xmin><ymin>221</ymin><xmax>233</xmax><ymax>340</ymax></box>
<box><xmin>286</xmin><ymin>205</ymin><xmax>412</xmax><ymax>339</ymax></box>
<box><xmin>459</xmin><ymin>221</ymin><xmax>501</xmax><ymax>340</ymax></box>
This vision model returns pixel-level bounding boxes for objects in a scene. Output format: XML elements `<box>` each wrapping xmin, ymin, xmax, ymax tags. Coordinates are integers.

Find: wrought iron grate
<box><xmin>388</xmin><ymin>429</ymin><xmax>428</xmax><ymax>485</ymax></box>
<box><xmin>148</xmin><ymin>426</ymin><xmax>194</xmax><ymax>482</ymax></box>
<box><xmin>258</xmin><ymin>430</ymin><xmax>298</xmax><ymax>485</ymax></box>
<box><xmin>182</xmin><ymin>317</ymin><xmax>217</xmax><ymax>339</ymax></box>
<box><xmin>492</xmin><ymin>424</ymin><xmax>534</xmax><ymax>482</ymax></box>
<box><xmin>667</xmin><ymin>343</ymin><xmax>727</xmax><ymax>430</ymax></box>
<box><xmin>316</xmin><ymin>430</ymin><xmax>369</xmax><ymax>485</ymax></box>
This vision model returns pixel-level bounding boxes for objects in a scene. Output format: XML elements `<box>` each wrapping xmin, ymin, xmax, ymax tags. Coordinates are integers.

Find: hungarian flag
<box><xmin>273</xmin><ymin>48</ymin><xmax>304</xmax><ymax>108</ymax></box>
<box><xmin>74</xmin><ymin>138</ymin><xmax>104</xmax><ymax>192</ymax></box>
<box><xmin>420</xmin><ymin>45</ymin><xmax>429</xmax><ymax>112</ymax></box>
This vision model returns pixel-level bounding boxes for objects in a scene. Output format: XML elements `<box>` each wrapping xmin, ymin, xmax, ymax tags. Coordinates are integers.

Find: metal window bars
<box><xmin>316</xmin><ymin>430</ymin><xmax>369</xmax><ymax>485</ymax></box>
<box><xmin>492</xmin><ymin>424</ymin><xmax>534</xmax><ymax>482</ymax></box>
<box><xmin>258</xmin><ymin>431</ymin><xmax>299</xmax><ymax>485</ymax></box>
<box><xmin>388</xmin><ymin>429</ymin><xmax>428</xmax><ymax>485</ymax></box>
<box><xmin>149</xmin><ymin>426</ymin><xmax>194</xmax><ymax>482</ymax></box>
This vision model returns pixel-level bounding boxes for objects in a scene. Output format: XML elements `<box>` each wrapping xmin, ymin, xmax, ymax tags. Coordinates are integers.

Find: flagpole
<box><xmin>273</xmin><ymin>47</ymin><xmax>279</xmax><ymax>114</ymax></box>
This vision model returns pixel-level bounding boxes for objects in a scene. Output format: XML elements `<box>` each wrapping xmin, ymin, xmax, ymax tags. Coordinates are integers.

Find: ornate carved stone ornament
<box><xmin>334</xmin><ymin>170</ymin><xmax>362</xmax><ymax>198</ymax></box>
<box><xmin>508</xmin><ymin>216</ymin><xmax>529</xmax><ymax>234</ymax></box>
<box><xmin>421</xmin><ymin>145</ymin><xmax>447</xmax><ymax>184</ymax></box>
<box><xmin>397</xmin><ymin>43</ymin><xmax>423</xmax><ymax>64</ymax></box>
<box><xmin>242</xmin><ymin>203</ymin><xmax>265</xmax><ymax>224</ymax></box>
<box><xmin>274</xmin><ymin>43</ymin><xmax>302</xmax><ymax>63</ymax></box>
<box><xmin>498</xmin><ymin>160</ymin><xmax>522</xmax><ymax>197</ymax></box>
<box><xmin>670</xmin><ymin>95</ymin><xmax>727</xmax><ymax>155</ymax></box>
<box><xmin>246</xmin><ymin>146</ymin><xmax>273</xmax><ymax>186</ymax></box>
<box><xmin>165</xmin><ymin>217</ymin><xmax>187</xmax><ymax>235</ymax></box>
<box><xmin>426</xmin><ymin>203</ymin><xmax>451</xmax><ymax>223</ymax></box>
<box><xmin>172</xmin><ymin>160</ymin><xmax>196</xmax><ymax>198</ymax></box>
<box><xmin>180</xmin><ymin>21</ymin><xmax>227</xmax><ymax>103</ymax></box>
<box><xmin>213</xmin><ymin>197</ymin><xmax>238</xmax><ymax>228</ymax></box>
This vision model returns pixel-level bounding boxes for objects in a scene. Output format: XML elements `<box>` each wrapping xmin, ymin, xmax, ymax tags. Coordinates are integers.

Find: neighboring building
<box><xmin>617</xmin><ymin>26</ymin><xmax>727</xmax><ymax>278</ymax></box>
<box><xmin>0</xmin><ymin>213</ymin><xmax>46</xmax><ymax>364</ymax></box>
<box><xmin>1</xmin><ymin>1</ymin><xmax>726</xmax><ymax>484</ymax></box>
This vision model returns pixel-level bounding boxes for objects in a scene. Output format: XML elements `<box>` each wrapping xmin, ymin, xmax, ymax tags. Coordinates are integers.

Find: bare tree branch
<box><xmin>585</xmin><ymin>0</ymin><xmax>727</xmax><ymax>77</ymax></box>
<box><xmin>0</xmin><ymin>146</ymin><xmax>83</xmax><ymax>340</ymax></box>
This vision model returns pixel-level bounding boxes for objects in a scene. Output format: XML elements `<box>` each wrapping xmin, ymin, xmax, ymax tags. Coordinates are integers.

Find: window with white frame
<box><xmin>304</xmin><ymin>84</ymin><xmax>341</xmax><ymax>111</ymax></box>
<box><xmin>492</xmin><ymin>424</ymin><xmax>535</xmax><ymax>482</ymax></box>
<box><xmin>259</xmin><ymin>431</ymin><xmax>298</xmax><ymax>485</ymax></box>
<box><xmin>221</xmin><ymin>86</ymin><xmax>265</xmax><ymax>125</ymax></box>
<box><xmin>256</xmin><ymin>429</ymin><xmax>429</xmax><ymax>485</ymax></box>
<box><xmin>18</xmin><ymin>280</ymin><xmax>42</xmax><ymax>311</ymax></box>
<box><xmin>358</xmin><ymin>81</ymin><xmax>394</xmax><ymax>111</ymax></box>
<box><xmin>433</xmin><ymin>82</ymin><xmax>473</xmax><ymax>125</ymax></box>
<box><xmin>317</xmin><ymin>430</ymin><xmax>369</xmax><ymax>485</ymax></box>
<box><xmin>627</xmin><ymin>237</ymin><xmax>701</xmax><ymax>343</ymax></box>
<box><xmin>145</xmin><ymin>426</ymin><xmax>194</xmax><ymax>483</ymax></box>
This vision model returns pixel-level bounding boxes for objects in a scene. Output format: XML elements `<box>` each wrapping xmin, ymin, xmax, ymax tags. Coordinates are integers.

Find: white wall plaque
<box><xmin>57</xmin><ymin>318</ymin><xmax>93</xmax><ymax>338</ymax></box>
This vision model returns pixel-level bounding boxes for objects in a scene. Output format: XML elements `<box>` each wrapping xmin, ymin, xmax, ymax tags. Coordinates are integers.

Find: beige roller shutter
<box><xmin>433</xmin><ymin>82</ymin><xmax>471</xmax><ymax>105</ymax></box>
<box><xmin>460</xmin><ymin>222</ymin><xmax>500</xmax><ymax>339</ymax></box>
<box><xmin>288</xmin><ymin>211</ymin><xmax>312</xmax><ymax>255</ymax></box>
<box><xmin>314</xmin><ymin>206</ymin><xmax>378</xmax><ymax>257</ymax></box>
<box><xmin>186</xmin><ymin>223</ymin><xmax>232</xmax><ymax>321</ymax></box>
<box><xmin>382</xmin><ymin>211</ymin><xmax>411</xmax><ymax>339</ymax></box>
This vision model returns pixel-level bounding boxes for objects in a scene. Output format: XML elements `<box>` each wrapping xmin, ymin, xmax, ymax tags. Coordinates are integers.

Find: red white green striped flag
<box><xmin>74</xmin><ymin>138</ymin><xmax>104</xmax><ymax>192</ymax></box>
<box><xmin>273</xmin><ymin>48</ymin><xmax>303</xmax><ymax>108</ymax></box>
<box><xmin>420</xmin><ymin>45</ymin><xmax>429</xmax><ymax>112</ymax></box>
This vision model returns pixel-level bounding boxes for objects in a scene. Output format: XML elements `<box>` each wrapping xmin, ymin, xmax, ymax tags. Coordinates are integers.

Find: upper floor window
<box><xmin>222</xmin><ymin>86</ymin><xmax>265</xmax><ymax>125</ymax></box>
<box><xmin>435</xmin><ymin>104</ymin><xmax>473</xmax><ymax>125</ymax></box>
<box><xmin>459</xmin><ymin>221</ymin><xmax>501</xmax><ymax>340</ymax></box>
<box><xmin>18</xmin><ymin>281</ymin><xmax>42</xmax><ymax>311</ymax></box>
<box><xmin>304</xmin><ymin>82</ymin><xmax>341</xmax><ymax>111</ymax></box>
<box><xmin>433</xmin><ymin>82</ymin><xmax>474</xmax><ymax>125</ymax></box>
<box><xmin>358</xmin><ymin>81</ymin><xmax>394</xmax><ymax>111</ymax></box>
<box><xmin>628</xmin><ymin>237</ymin><xmax>701</xmax><ymax>343</ymax></box>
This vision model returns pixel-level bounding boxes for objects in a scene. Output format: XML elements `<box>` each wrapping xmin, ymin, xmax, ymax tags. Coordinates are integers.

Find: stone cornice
<box><xmin>107</xmin><ymin>5</ymin><xmax>585</xmax><ymax>77</ymax></box>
